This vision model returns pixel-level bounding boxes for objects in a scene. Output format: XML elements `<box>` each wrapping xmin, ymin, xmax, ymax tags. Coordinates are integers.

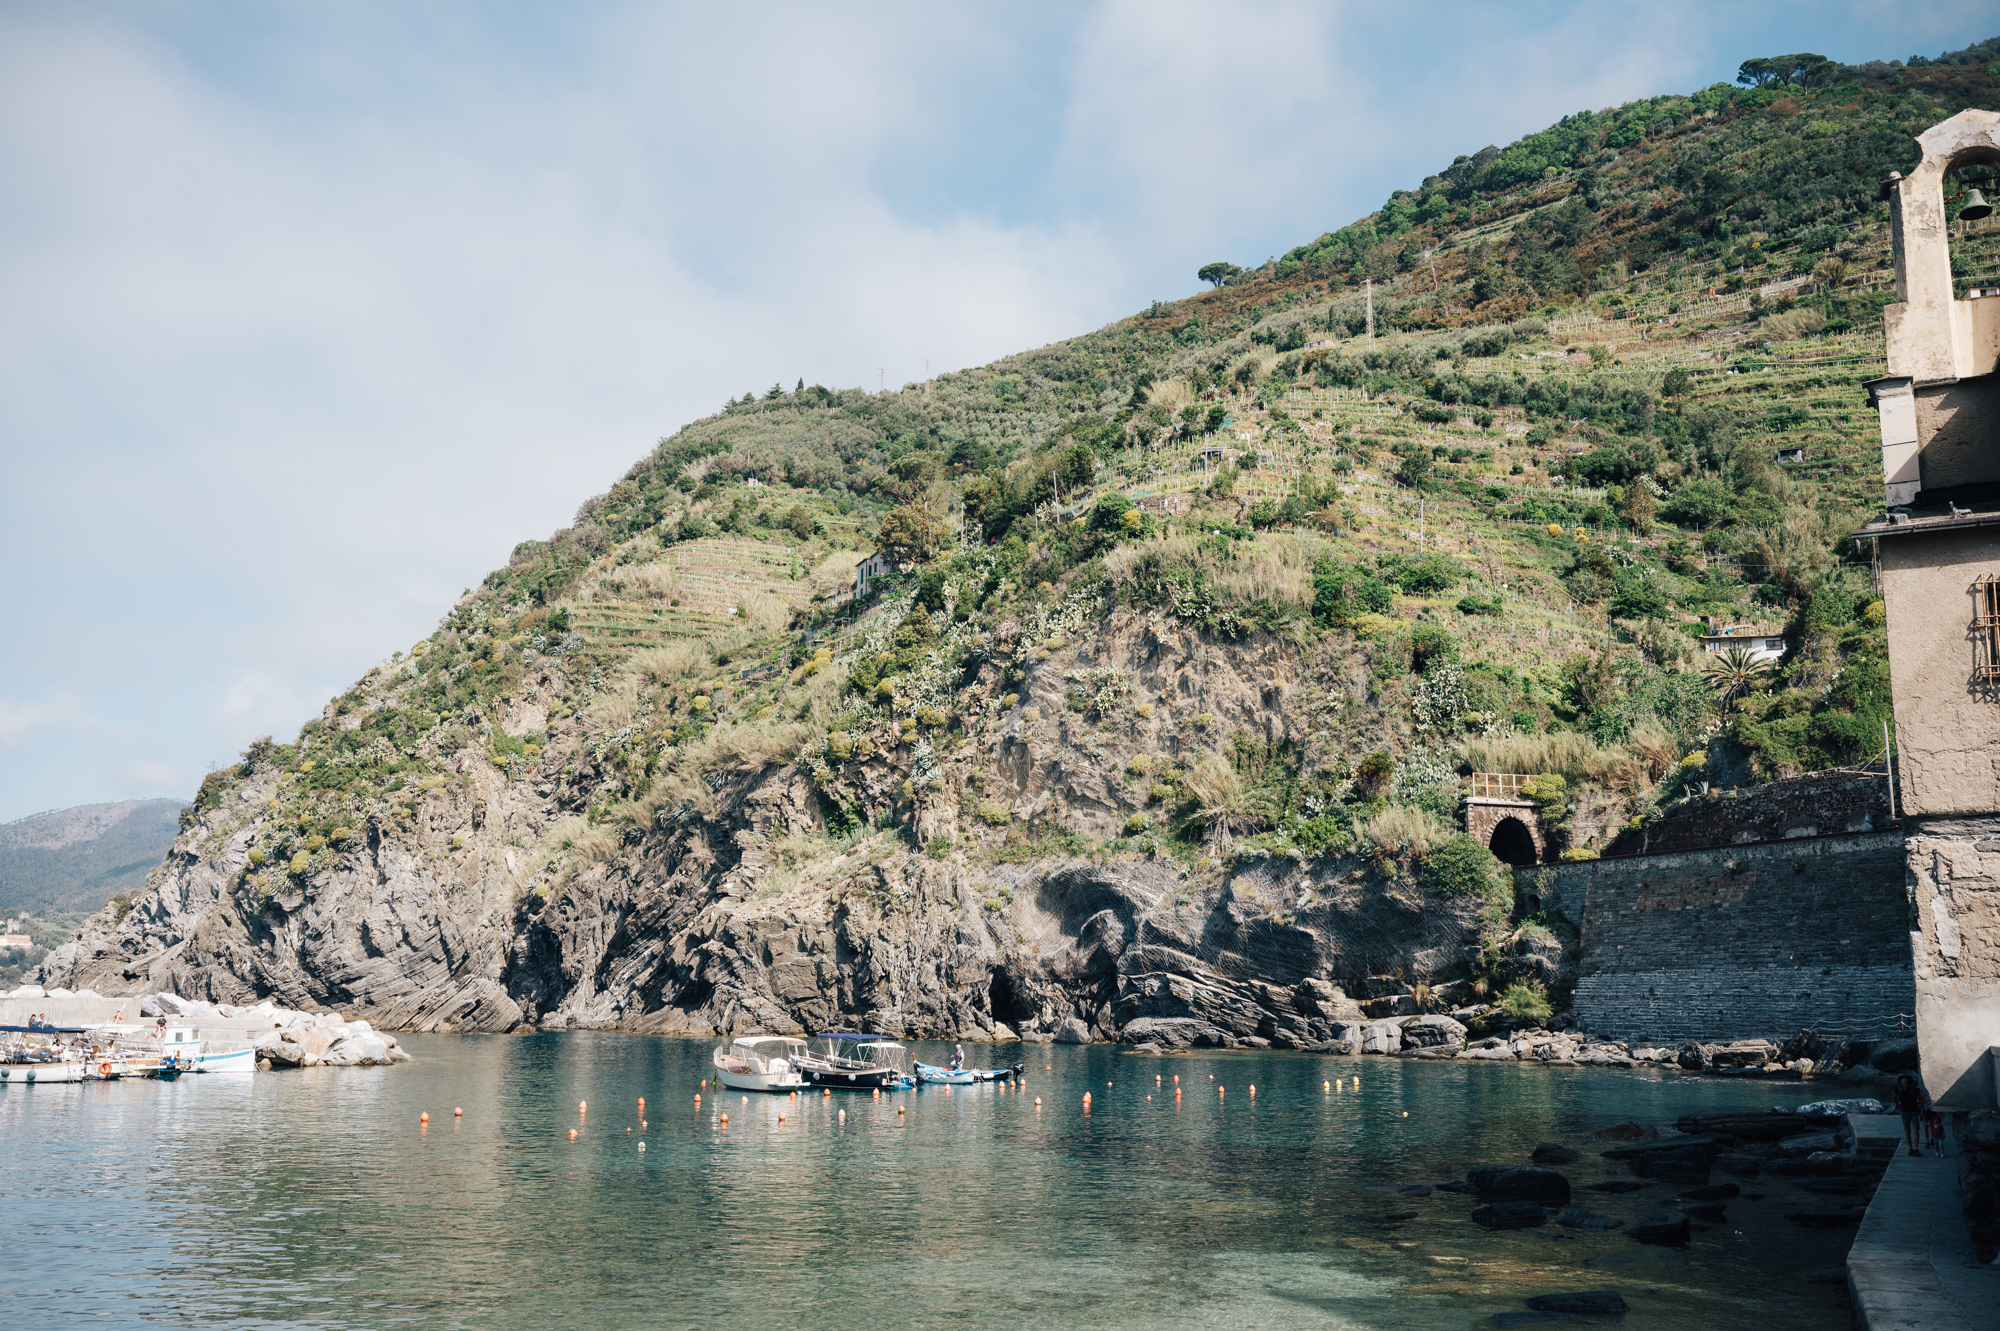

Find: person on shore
<box><xmin>1924</xmin><ymin>1110</ymin><xmax>1947</xmax><ymax>1158</ymax></box>
<box><xmin>1894</xmin><ymin>1073</ymin><xmax>1929</xmax><ymax>1156</ymax></box>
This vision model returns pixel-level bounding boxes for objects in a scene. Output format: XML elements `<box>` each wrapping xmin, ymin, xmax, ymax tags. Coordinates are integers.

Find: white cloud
<box><xmin>0</xmin><ymin>694</ymin><xmax>99</xmax><ymax>749</ymax></box>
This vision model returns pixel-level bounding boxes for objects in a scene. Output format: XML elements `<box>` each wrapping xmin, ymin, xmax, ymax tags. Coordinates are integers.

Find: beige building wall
<box><xmin>1880</xmin><ymin>530</ymin><xmax>2000</xmax><ymax>816</ymax></box>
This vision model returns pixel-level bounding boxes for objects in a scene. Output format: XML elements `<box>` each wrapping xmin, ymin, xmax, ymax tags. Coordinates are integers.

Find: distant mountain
<box><xmin>0</xmin><ymin>800</ymin><xmax>185</xmax><ymax>916</ymax></box>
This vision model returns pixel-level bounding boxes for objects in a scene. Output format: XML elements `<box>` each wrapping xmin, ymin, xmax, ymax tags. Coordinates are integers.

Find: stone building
<box><xmin>1861</xmin><ymin>109</ymin><xmax>2000</xmax><ymax>1111</ymax></box>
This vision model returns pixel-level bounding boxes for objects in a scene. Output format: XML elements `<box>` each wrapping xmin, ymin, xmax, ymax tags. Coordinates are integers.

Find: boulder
<box><xmin>1471</xmin><ymin>1201</ymin><xmax>1549</xmax><ymax>1230</ymax></box>
<box><xmin>14</xmin><ymin>985</ymin><xmax>45</xmax><ymax>999</ymax></box>
<box><xmin>264</xmin><ymin>1039</ymin><xmax>305</xmax><ymax>1068</ymax></box>
<box><xmin>1530</xmin><ymin>1143</ymin><xmax>1583</xmax><ymax>1165</ymax></box>
<box><xmin>1402</xmin><ymin>1015</ymin><xmax>1468</xmax><ymax>1050</ymax></box>
<box><xmin>1602</xmin><ymin>1134</ymin><xmax>1727</xmax><ymax>1161</ymax></box>
<box><xmin>1627</xmin><ymin>1145</ymin><xmax>1710</xmax><ymax>1184</ymax></box>
<box><xmin>1467</xmin><ymin>1166</ymin><xmax>1571</xmax><ymax>1203</ymax></box>
<box><xmin>1716</xmin><ymin>1154</ymin><xmax>1762</xmax><ymax>1178</ymax></box>
<box><xmin>1869</xmin><ymin>1040</ymin><xmax>1920</xmax><ymax>1073</ymax></box>
<box><xmin>1774</xmin><ymin>1132</ymin><xmax>1844</xmax><ymax>1157</ymax></box>
<box><xmin>1360</xmin><ymin>1020</ymin><xmax>1402</xmax><ymax>1055</ymax></box>
<box><xmin>1627</xmin><ymin>1210</ymin><xmax>1692</xmax><ymax>1246</ymax></box>
<box><xmin>1525</xmin><ymin>1291</ymin><xmax>1627</xmax><ymax>1314</ymax></box>
<box><xmin>1585</xmin><ymin>1180</ymin><xmax>1648</xmax><ymax>1193</ymax></box>
<box><xmin>385</xmin><ymin>1044</ymin><xmax>412</xmax><ymax>1064</ymax></box>
<box><xmin>1552</xmin><ymin>1210</ymin><xmax>1622</xmax><ymax>1231</ymax></box>
<box><xmin>1591</xmin><ymin>1121</ymin><xmax>1652</xmax><ymax>1142</ymax></box>
<box><xmin>1681</xmin><ymin>1202</ymin><xmax>1728</xmax><ymax>1222</ymax></box>
<box><xmin>152</xmin><ymin>993</ymin><xmax>187</xmax><ymax>1015</ymax></box>
<box><xmin>1679</xmin><ymin>1183</ymin><xmax>1740</xmax><ymax>1201</ymax></box>
<box><xmin>1674</xmin><ymin>1111</ymin><xmax>1816</xmax><ymax>1141</ymax></box>
<box><xmin>1796</xmin><ymin>1098</ymin><xmax>1886</xmax><ymax>1116</ymax></box>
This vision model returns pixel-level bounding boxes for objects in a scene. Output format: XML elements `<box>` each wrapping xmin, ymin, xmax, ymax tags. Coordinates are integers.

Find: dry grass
<box><xmin>631</xmin><ymin>641</ymin><xmax>712</xmax><ymax>686</ymax></box>
<box><xmin>1146</xmin><ymin>378</ymin><xmax>1193</xmax><ymax>411</ymax></box>
<box><xmin>1104</xmin><ymin>532</ymin><xmax>1319</xmax><ymax>607</ymax></box>
<box><xmin>734</xmin><ymin>590</ymin><xmax>791</xmax><ymax>633</ymax></box>
<box><xmin>1458</xmin><ymin>731</ymin><xmax>1652</xmax><ymax>797</ymax></box>
<box><xmin>1360</xmin><ymin>804</ymin><xmax>1453</xmax><ymax>854</ymax></box>
<box><xmin>583</xmin><ymin>676</ymin><xmax>639</xmax><ymax>729</ymax></box>
<box><xmin>675</xmin><ymin>719</ymin><xmax>808</xmax><ymax>777</ymax></box>
<box><xmin>623</xmin><ymin>562</ymin><xmax>684</xmax><ymax>601</ymax></box>
<box><xmin>809</xmin><ymin>550</ymin><xmax>862</xmax><ymax>602</ymax></box>
<box><xmin>1625</xmin><ymin>724</ymin><xmax>1680</xmax><ymax>782</ymax></box>
<box><xmin>545</xmin><ymin>815</ymin><xmax>618</xmax><ymax>864</ymax></box>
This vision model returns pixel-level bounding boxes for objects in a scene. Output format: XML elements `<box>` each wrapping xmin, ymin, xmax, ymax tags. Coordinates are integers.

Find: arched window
<box><xmin>1489</xmin><ymin>816</ymin><xmax>1538</xmax><ymax>867</ymax></box>
<box><xmin>1947</xmin><ymin>162</ymin><xmax>1998</xmax><ymax>299</ymax></box>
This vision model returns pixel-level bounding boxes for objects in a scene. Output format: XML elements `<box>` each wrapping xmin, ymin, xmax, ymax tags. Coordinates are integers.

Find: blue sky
<box><xmin>0</xmin><ymin>0</ymin><xmax>1990</xmax><ymax>823</ymax></box>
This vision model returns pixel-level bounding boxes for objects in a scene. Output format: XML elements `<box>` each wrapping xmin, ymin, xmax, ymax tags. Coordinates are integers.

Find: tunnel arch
<box><xmin>1489</xmin><ymin>816</ymin><xmax>1539</xmax><ymax>867</ymax></box>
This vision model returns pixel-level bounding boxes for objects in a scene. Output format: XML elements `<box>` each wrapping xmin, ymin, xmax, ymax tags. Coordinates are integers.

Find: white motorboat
<box><xmin>0</xmin><ymin>1058</ymin><xmax>86</xmax><ymax>1084</ymax></box>
<box><xmin>712</xmin><ymin>1035</ymin><xmax>809</xmax><ymax>1092</ymax></box>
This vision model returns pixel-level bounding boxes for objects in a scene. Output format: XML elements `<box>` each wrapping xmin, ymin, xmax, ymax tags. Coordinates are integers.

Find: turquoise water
<box><xmin>3</xmin><ymin>1035</ymin><xmax>1854</xmax><ymax>1329</ymax></box>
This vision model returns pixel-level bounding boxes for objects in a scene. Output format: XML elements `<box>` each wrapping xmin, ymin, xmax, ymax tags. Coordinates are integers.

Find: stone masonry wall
<box><xmin>1552</xmin><ymin>832</ymin><xmax>1913</xmax><ymax>1044</ymax></box>
<box><xmin>1610</xmin><ymin>769</ymin><xmax>1892</xmax><ymax>857</ymax></box>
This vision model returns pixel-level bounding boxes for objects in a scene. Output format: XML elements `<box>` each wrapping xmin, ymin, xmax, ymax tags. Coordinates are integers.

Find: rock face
<box><xmin>34</xmin><ymin>614</ymin><xmax>1495</xmax><ymax>1042</ymax></box>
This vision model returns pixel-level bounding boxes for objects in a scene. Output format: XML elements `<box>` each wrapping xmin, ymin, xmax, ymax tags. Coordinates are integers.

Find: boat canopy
<box><xmin>815</xmin><ymin>1031</ymin><xmax>891</xmax><ymax>1042</ymax></box>
<box><xmin>730</xmin><ymin>1036</ymin><xmax>809</xmax><ymax>1051</ymax></box>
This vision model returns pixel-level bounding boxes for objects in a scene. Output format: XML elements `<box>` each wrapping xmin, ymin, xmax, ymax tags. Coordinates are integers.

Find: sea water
<box><xmin>2</xmin><ymin>1034</ymin><xmax>1854</xmax><ymax>1329</ymax></box>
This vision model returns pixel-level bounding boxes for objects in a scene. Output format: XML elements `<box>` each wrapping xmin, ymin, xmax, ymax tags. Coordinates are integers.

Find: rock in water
<box><xmin>1591</xmin><ymin>1121</ymin><xmax>1651</xmax><ymax>1141</ymax></box>
<box><xmin>1553</xmin><ymin>1209</ymin><xmax>1623</xmax><ymax>1231</ymax></box>
<box><xmin>1716</xmin><ymin>1154</ymin><xmax>1762</xmax><ymax>1178</ymax></box>
<box><xmin>1628</xmin><ymin>1210</ymin><xmax>1692</xmax><ymax>1246</ymax></box>
<box><xmin>1525</xmin><ymin>1291</ymin><xmax>1628</xmax><ymax>1314</ymax></box>
<box><xmin>1681</xmin><ymin>1202</ymin><xmax>1728</xmax><ymax>1222</ymax></box>
<box><xmin>1626</xmin><ymin>1145</ymin><xmax>1710</xmax><ymax>1184</ymax></box>
<box><xmin>1467</xmin><ymin>1166</ymin><xmax>1572</xmax><ymax>1203</ymax></box>
<box><xmin>1531</xmin><ymin>1142</ymin><xmax>1584</xmax><ymax>1165</ymax></box>
<box><xmin>1472</xmin><ymin>1201</ymin><xmax>1550</xmax><ymax>1230</ymax></box>
<box><xmin>1586</xmin><ymin>1180</ymin><xmax>1648</xmax><ymax>1194</ymax></box>
<box><xmin>1678</xmin><ymin>1182</ymin><xmax>1741</xmax><ymax>1201</ymax></box>
<box><xmin>1053</xmin><ymin>1017</ymin><xmax>1092</xmax><ymax>1044</ymax></box>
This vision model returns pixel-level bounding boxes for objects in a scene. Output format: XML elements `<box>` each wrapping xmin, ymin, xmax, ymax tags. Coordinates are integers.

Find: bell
<box><xmin>1963</xmin><ymin>187</ymin><xmax>1994</xmax><ymax>222</ymax></box>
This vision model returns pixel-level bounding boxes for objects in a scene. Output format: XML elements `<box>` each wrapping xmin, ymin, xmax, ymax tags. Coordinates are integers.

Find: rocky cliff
<box><xmin>38</xmin><ymin>603</ymin><xmax>1507</xmax><ymax>1043</ymax></box>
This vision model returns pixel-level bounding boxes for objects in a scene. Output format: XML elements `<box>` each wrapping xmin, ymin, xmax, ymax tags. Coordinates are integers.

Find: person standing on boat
<box><xmin>950</xmin><ymin>1044</ymin><xmax>964</xmax><ymax>1072</ymax></box>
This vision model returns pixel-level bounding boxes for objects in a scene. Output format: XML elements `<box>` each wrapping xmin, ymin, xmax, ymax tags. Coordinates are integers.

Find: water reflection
<box><xmin>0</xmin><ymin>1034</ymin><xmax>1852</xmax><ymax>1329</ymax></box>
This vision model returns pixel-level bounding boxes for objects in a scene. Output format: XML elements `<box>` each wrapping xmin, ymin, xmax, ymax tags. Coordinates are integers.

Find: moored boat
<box><xmin>797</xmin><ymin>1033</ymin><xmax>914</xmax><ymax>1090</ymax></box>
<box><xmin>158</xmin><ymin>1025</ymin><xmax>256</xmax><ymax>1074</ymax></box>
<box><xmin>914</xmin><ymin>1059</ymin><xmax>1024</xmax><ymax>1086</ymax></box>
<box><xmin>712</xmin><ymin>1036</ymin><xmax>809</xmax><ymax>1092</ymax></box>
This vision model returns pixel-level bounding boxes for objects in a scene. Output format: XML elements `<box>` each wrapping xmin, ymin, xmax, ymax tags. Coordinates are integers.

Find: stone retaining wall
<box><xmin>1551</xmin><ymin>832</ymin><xmax>1914</xmax><ymax>1043</ymax></box>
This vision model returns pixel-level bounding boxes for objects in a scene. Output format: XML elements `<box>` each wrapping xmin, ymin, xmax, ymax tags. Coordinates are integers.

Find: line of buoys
<box><xmin>420</xmin><ymin>1112</ymin><xmax>429</xmax><ymax>1124</ymax></box>
<box><xmin>1173</xmin><ymin>1075</ymin><xmax>1179</xmax><ymax>1084</ymax></box>
<box><xmin>1082</xmin><ymin>1092</ymin><xmax>1092</xmax><ymax>1105</ymax></box>
<box><xmin>700</xmin><ymin>1079</ymin><xmax>708</xmax><ymax>1090</ymax></box>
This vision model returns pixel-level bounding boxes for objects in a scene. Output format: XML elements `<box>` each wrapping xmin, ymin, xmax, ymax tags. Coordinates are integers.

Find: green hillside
<box><xmin>130</xmin><ymin>35</ymin><xmax>1999</xmax><ymax>1019</ymax></box>
<box><xmin>0</xmin><ymin>799</ymin><xmax>184</xmax><ymax>984</ymax></box>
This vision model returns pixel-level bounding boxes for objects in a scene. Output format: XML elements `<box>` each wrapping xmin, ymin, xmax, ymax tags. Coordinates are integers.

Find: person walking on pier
<box><xmin>1893</xmin><ymin>1074</ymin><xmax>1929</xmax><ymax>1156</ymax></box>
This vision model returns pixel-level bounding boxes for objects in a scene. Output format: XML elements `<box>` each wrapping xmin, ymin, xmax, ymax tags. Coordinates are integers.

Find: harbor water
<box><xmin>3</xmin><ymin>1034</ymin><xmax>1854</xmax><ymax>1329</ymax></box>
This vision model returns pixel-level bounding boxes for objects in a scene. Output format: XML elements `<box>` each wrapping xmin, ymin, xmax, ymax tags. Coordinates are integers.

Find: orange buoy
<box><xmin>454</xmin><ymin>1107</ymin><xmax>464</xmax><ymax>1116</ymax></box>
<box><xmin>626</xmin><ymin>1127</ymin><xmax>632</xmax><ymax>1133</ymax></box>
<box><xmin>568</xmin><ymin>1128</ymin><xmax>576</xmax><ymax>1139</ymax></box>
<box><xmin>897</xmin><ymin>1105</ymin><xmax>906</xmax><ymax>1115</ymax></box>
<box><xmin>1323</xmin><ymin>1081</ymin><xmax>1330</xmax><ymax>1091</ymax></box>
<box><xmin>720</xmin><ymin>1113</ymin><xmax>728</xmax><ymax>1124</ymax></box>
<box><xmin>823</xmin><ymin>1089</ymin><xmax>830</xmax><ymax>1097</ymax></box>
<box><xmin>778</xmin><ymin>1114</ymin><xmax>786</xmax><ymax>1123</ymax></box>
<box><xmin>1173</xmin><ymin>1075</ymin><xmax>1179</xmax><ymax>1084</ymax></box>
<box><xmin>1248</xmin><ymin>1085</ymin><xmax>1256</xmax><ymax>1096</ymax></box>
<box><xmin>1034</xmin><ymin>1097</ymin><xmax>1042</xmax><ymax>1107</ymax></box>
<box><xmin>579</xmin><ymin>1100</ymin><xmax>587</xmax><ymax>1112</ymax></box>
<box><xmin>420</xmin><ymin>1112</ymin><xmax>430</xmax><ymax>1124</ymax></box>
<box><xmin>700</xmin><ymin>1079</ymin><xmax>707</xmax><ymax>1090</ymax></box>
<box><xmin>694</xmin><ymin>1095</ymin><xmax>701</xmax><ymax>1105</ymax></box>
<box><xmin>873</xmin><ymin>1089</ymin><xmax>880</xmax><ymax>1098</ymax></box>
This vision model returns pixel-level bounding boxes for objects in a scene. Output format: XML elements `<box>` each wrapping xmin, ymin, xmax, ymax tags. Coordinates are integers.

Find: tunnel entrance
<box><xmin>1490</xmin><ymin>816</ymin><xmax>1539</xmax><ymax>867</ymax></box>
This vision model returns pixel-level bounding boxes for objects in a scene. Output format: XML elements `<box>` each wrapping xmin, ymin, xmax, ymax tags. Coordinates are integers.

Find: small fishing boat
<box><xmin>157</xmin><ymin>1025</ymin><xmax>256</xmax><ymax>1074</ymax></box>
<box><xmin>712</xmin><ymin>1035</ymin><xmax>810</xmax><ymax>1092</ymax></box>
<box><xmin>798</xmin><ymin>1033</ymin><xmax>914</xmax><ymax>1090</ymax></box>
<box><xmin>0</xmin><ymin>1028</ymin><xmax>88</xmax><ymax>1084</ymax></box>
<box><xmin>0</xmin><ymin>1057</ymin><xmax>87</xmax><ymax>1084</ymax></box>
<box><xmin>913</xmin><ymin>1059</ymin><xmax>1024</xmax><ymax>1086</ymax></box>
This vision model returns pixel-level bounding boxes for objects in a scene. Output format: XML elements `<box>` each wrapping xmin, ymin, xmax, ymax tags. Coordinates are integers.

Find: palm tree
<box><xmin>1703</xmin><ymin>644</ymin><xmax>1773</xmax><ymax>709</ymax></box>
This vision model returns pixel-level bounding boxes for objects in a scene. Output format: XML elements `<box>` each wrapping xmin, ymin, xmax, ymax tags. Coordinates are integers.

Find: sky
<box><xmin>0</xmin><ymin>0</ymin><xmax>1991</xmax><ymax>824</ymax></box>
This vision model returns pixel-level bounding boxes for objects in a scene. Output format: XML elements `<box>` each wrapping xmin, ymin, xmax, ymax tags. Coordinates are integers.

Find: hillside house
<box><xmin>851</xmin><ymin>549</ymin><xmax>891</xmax><ymax>600</ymax></box>
<box><xmin>1776</xmin><ymin>446</ymin><xmax>1805</xmax><ymax>463</ymax></box>
<box><xmin>1698</xmin><ymin>620</ymin><xmax>1786</xmax><ymax>663</ymax></box>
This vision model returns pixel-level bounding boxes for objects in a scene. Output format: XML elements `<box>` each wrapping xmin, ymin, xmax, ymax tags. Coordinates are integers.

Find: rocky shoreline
<box><xmin>2</xmin><ymin>983</ymin><xmax>410</xmax><ymax>1070</ymax></box>
<box><xmin>1127</xmin><ymin>1008</ymin><xmax>1921</xmax><ymax>1088</ymax></box>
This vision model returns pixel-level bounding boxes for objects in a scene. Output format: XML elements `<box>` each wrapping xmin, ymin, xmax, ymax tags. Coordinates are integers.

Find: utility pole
<box><xmin>878</xmin><ymin>367</ymin><xmax>885</xmax><ymax>394</ymax></box>
<box><xmin>1365</xmin><ymin>278</ymin><xmax>1374</xmax><ymax>342</ymax></box>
